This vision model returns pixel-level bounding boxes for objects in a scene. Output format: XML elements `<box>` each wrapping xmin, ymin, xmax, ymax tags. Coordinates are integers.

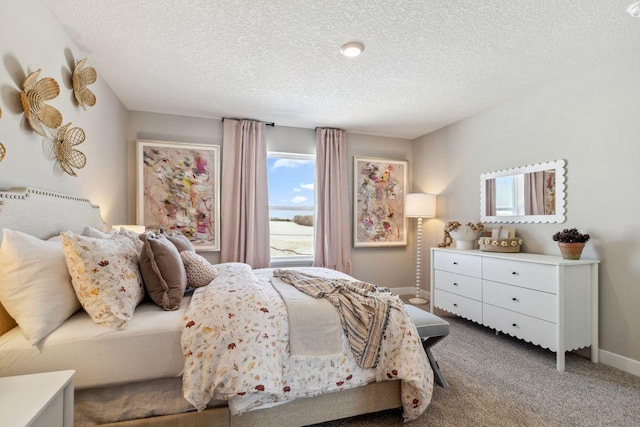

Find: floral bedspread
<box><xmin>181</xmin><ymin>263</ymin><xmax>433</xmax><ymax>421</ymax></box>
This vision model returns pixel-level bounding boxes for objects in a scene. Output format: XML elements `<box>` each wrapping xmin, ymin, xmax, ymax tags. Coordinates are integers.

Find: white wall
<box><xmin>128</xmin><ymin>112</ymin><xmax>415</xmax><ymax>287</ymax></box>
<box><xmin>413</xmin><ymin>47</ymin><xmax>640</xmax><ymax>365</ymax></box>
<box><xmin>0</xmin><ymin>0</ymin><xmax>129</xmax><ymax>223</ymax></box>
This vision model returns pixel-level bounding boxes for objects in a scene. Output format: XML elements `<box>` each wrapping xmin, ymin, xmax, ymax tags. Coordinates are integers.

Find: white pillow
<box><xmin>118</xmin><ymin>227</ymin><xmax>144</xmax><ymax>255</ymax></box>
<box><xmin>0</xmin><ymin>229</ymin><xmax>81</xmax><ymax>345</ymax></box>
<box><xmin>61</xmin><ymin>233</ymin><xmax>144</xmax><ymax>329</ymax></box>
<box><xmin>82</xmin><ymin>226</ymin><xmax>116</xmax><ymax>238</ymax></box>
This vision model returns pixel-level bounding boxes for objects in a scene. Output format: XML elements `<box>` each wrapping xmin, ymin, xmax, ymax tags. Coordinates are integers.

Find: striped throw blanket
<box><xmin>272</xmin><ymin>269</ymin><xmax>402</xmax><ymax>369</ymax></box>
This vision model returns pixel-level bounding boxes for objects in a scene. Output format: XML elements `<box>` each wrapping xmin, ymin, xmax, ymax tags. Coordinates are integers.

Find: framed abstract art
<box><xmin>353</xmin><ymin>156</ymin><xmax>408</xmax><ymax>247</ymax></box>
<box><xmin>137</xmin><ymin>140</ymin><xmax>220</xmax><ymax>251</ymax></box>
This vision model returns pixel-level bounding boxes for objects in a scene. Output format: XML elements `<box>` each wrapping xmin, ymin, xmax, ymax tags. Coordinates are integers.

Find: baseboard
<box><xmin>392</xmin><ymin>287</ymin><xmax>430</xmax><ymax>301</ymax></box>
<box><xmin>599</xmin><ymin>349</ymin><xmax>640</xmax><ymax>377</ymax></box>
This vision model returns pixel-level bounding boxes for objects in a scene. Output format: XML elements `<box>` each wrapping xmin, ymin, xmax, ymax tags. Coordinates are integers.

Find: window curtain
<box><xmin>220</xmin><ymin>119</ymin><xmax>270</xmax><ymax>268</ymax></box>
<box><xmin>313</xmin><ymin>128</ymin><xmax>352</xmax><ymax>274</ymax></box>
<box><xmin>524</xmin><ymin>171</ymin><xmax>544</xmax><ymax>215</ymax></box>
<box><xmin>486</xmin><ymin>179</ymin><xmax>496</xmax><ymax>216</ymax></box>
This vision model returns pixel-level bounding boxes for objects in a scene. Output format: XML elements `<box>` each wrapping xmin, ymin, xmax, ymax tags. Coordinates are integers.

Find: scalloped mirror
<box><xmin>480</xmin><ymin>159</ymin><xmax>566</xmax><ymax>223</ymax></box>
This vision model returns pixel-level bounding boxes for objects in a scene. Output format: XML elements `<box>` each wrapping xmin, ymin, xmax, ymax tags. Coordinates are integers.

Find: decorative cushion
<box><xmin>165</xmin><ymin>231</ymin><xmax>195</xmax><ymax>252</ymax></box>
<box><xmin>118</xmin><ymin>227</ymin><xmax>144</xmax><ymax>255</ymax></box>
<box><xmin>0</xmin><ymin>229</ymin><xmax>81</xmax><ymax>345</ymax></box>
<box><xmin>180</xmin><ymin>251</ymin><xmax>218</xmax><ymax>288</ymax></box>
<box><xmin>82</xmin><ymin>226</ymin><xmax>116</xmax><ymax>238</ymax></box>
<box><xmin>61</xmin><ymin>233</ymin><xmax>144</xmax><ymax>329</ymax></box>
<box><xmin>139</xmin><ymin>233</ymin><xmax>187</xmax><ymax>310</ymax></box>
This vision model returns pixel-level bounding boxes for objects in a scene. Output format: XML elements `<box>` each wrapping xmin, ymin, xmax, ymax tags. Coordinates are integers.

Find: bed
<box><xmin>0</xmin><ymin>187</ymin><xmax>433</xmax><ymax>426</ymax></box>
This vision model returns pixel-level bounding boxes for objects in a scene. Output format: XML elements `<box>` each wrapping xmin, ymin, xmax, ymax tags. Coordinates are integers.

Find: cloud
<box><xmin>271</xmin><ymin>158</ymin><xmax>311</xmax><ymax>170</ymax></box>
<box><xmin>293</xmin><ymin>188</ymin><xmax>301</xmax><ymax>192</ymax></box>
<box><xmin>300</xmin><ymin>183</ymin><xmax>314</xmax><ymax>190</ymax></box>
<box><xmin>290</xmin><ymin>196</ymin><xmax>308</xmax><ymax>204</ymax></box>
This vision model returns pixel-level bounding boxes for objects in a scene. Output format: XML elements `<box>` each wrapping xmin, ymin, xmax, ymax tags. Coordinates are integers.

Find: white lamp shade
<box><xmin>405</xmin><ymin>193</ymin><xmax>436</xmax><ymax>218</ymax></box>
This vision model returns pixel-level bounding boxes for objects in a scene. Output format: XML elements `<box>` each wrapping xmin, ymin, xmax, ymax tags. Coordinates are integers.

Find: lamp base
<box><xmin>408</xmin><ymin>297</ymin><xmax>429</xmax><ymax>305</ymax></box>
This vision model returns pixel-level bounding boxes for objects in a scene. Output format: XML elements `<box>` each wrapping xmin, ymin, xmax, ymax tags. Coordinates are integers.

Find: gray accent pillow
<box><xmin>138</xmin><ymin>233</ymin><xmax>187</xmax><ymax>310</ymax></box>
<box><xmin>165</xmin><ymin>231</ymin><xmax>195</xmax><ymax>252</ymax></box>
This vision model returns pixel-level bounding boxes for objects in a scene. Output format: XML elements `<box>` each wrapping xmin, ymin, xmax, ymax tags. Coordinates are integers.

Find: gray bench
<box><xmin>405</xmin><ymin>305</ymin><xmax>450</xmax><ymax>387</ymax></box>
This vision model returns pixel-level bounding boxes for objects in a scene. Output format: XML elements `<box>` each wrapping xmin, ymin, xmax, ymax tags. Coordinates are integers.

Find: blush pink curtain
<box><xmin>486</xmin><ymin>179</ymin><xmax>496</xmax><ymax>216</ymax></box>
<box><xmin>524</xmin><ymin>171</ymin><xmax>544</xmax><ymax>215</ymax></box>
<box><xmin>313</xmin><ymin>128</ymin><xmax>352</xmax><ymax>274</ymax></box>
<box><xmin>220</xmin><ymin>119</ymin><xmax>270</xmax><ymax>268</ymax></box>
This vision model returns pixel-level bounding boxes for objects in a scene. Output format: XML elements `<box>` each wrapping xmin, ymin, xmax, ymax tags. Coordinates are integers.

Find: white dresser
<box><xmin>0</xmin><ymin>370</ymin><xmax>74</xmax><ymax>427</ymax></box>
<box><xmin>430</xmin><ymin>248</ymin><xmax>599</xmax><ymax>371</ymax></box>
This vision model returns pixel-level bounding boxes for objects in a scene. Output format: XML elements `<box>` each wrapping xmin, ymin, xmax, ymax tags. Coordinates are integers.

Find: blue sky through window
<box><xmin>267</xmin><ymin>155</ymin><xmax>315</xmax><ymax>220</ymax></box>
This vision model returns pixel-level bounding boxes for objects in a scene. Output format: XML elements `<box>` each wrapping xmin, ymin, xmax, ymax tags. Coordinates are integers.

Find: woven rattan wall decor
<box><xmin>20</xmin><ymin>69</ymin><xmax>63</xmax><ymax>136</ymax></box>
<box><xmin>72</xmin><ymin>58</ymin><xmax>97</xmax><ymax>110</ymax></box>
<box><xmin>52</xmin><ymin>123</ymin><xmax>86</xmax><ymax>176</ymax></box>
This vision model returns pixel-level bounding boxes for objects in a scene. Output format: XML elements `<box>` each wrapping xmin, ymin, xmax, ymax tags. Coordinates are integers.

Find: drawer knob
<box><xmin>453</xmin><ymin>262</ymin><xmax>458</xmax><ymax>265</ymax></box>
<box><xmin>453</xmin><ymin>303</ymin><xmax>458</xmax><ymax>307</ymax></box>
<box><xmin>453</xmin><ymin>282</ymin><xmax>459</xmax><ymax>286</ymax></box>
<box><xmin>511</xmin><ymin>271</ymin><xmax>518</xmax><ymax>275</ymax></box>
<box><xmin>512</xmin><ymin>323</ymin><xmax>517</xmax><ymax>327</ymax></box>
<box><xmin>512</xmin><ymin>297</ymin><xmax>518</xmax><ymax>302</ymax></box>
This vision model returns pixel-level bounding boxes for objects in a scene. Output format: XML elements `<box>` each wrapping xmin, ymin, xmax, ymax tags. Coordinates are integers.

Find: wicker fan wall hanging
<box><xmin>53</xmin><ymin>123</ymin><xmax>86</xmax><ymax>176</ymax></box>
<box><xmin>20</xmin><ymin>70</ymin><xmax>63</xmax><ymax>136</ymax></box>
<box><xmin>72</xmin><ymin>59</ymin><xmax>97</xmax><ymax>110</ymax></box>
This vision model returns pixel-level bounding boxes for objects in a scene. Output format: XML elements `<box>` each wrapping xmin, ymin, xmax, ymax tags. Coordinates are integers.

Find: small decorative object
<box><xmin>552</xmin><ymin>227</ymin><xmax>590</xmax><ymax>260</ymax></box>
<box><xmin>438</xmin><ymin>221</ymin><xmax>484</xmax><ymax>249</ymax></box>
<box><xmin>72</xmin><ymin>58</ymin><xmax>97</xmax><ymax>110</ymax></box>
<box><xmin>20</xmin><ymin>69</ymin><xmax>63</xmax><ymax>136</ymax></box>
<box><xmin>479</xmin><ymin>225</ymin><xmax>523</xmax><ymax>252</ymax></box>
<box><xmin>53</xmin><ymin>123</ymin><xmax>87</xmax><ymax>176</ymax></box>
<box><xmin>0</xmin><ymin>142</ymin><xmax>5</xmax><ymax>163</ymax></box>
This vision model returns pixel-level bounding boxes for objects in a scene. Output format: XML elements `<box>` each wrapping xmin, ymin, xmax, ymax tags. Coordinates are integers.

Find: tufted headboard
<box><xmin>0</xmin><ymin>187</ymin><xmax>106</xmax><ymax>335</ymax></box>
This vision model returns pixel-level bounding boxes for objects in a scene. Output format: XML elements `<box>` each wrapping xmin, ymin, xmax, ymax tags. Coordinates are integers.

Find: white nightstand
<box><xmin>0</xmin><ymin>370</ymin><xmax>75</xmax><ymax>427</ymax></box>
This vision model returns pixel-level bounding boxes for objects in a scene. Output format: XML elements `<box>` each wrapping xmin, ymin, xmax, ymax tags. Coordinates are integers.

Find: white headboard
<box><xmin>0</xmin><ymin>187</ymin><xmax>106</xmax><ymax>334</ymax></box>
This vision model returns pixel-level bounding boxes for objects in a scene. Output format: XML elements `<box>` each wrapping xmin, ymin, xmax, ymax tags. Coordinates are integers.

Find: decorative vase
<box><xmin>449</xmin><ymin>229</ymin><xmax>483</xmax><ymax>250</ymax></box>
<box><xmin>557</xmin><ymin>242</ymin><xmax>585</xmax><ymax>260</ymax></box>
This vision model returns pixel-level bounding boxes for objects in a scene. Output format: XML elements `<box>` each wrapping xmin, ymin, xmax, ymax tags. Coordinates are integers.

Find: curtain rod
<box><xmin>222</xmin><ymin>117</ymin><xmax>274</xmax><ymax>127</ymax></box>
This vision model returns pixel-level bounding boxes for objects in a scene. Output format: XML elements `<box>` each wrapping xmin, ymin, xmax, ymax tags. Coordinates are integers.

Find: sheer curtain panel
<box><xmin>220</xmin><ymin>119</ymin><xmax>270</xmax><ymax>268</ymax></box>
<box><xmin>314</xmin><ymin>128</ymin><xmax>352</xmax><ymax>274</ymax></box>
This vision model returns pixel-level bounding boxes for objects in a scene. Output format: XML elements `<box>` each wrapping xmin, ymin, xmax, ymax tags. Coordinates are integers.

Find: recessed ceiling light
<box><xmin>340</xmin><ymin>42</ymin><xmax>364</xmax><ymax>58</ymax></box>
<box><xmin>628</xmin><ymin>1</ymin><xmax>640</xmax><ymax>17</ymax></box>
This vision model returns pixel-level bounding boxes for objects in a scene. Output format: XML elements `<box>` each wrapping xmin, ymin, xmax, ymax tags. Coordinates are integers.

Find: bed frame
<box><xmin>0</xmin><ymin>187</ymin><xmax>401</xmax><ymax>426</ymax></box>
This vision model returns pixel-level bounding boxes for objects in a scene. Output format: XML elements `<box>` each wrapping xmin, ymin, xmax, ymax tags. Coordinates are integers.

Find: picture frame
<box><xmin>137</xmin><ymin>140</ymin><xmax>220</xmax><ymax>251</ymax></box>
<box><xmin>353</xmin><ymin>156</ymin><xmax>408</xmax><ymax>247</ymax></box>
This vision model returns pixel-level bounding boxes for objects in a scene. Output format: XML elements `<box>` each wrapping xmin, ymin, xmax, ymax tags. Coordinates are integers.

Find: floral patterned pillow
<box><xmin>180</xmin><ymin>250</ymin><xmax>218</xmax><ymax>288</ymax></box>
<box><xmin>61</xmin><ymin>233</ymin><xmax>144</xmax><ymax>329</ymax></box>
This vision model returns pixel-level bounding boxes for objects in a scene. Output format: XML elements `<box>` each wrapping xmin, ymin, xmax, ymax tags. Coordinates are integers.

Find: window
<box><xmin>267</xmin><ymin>152</ymin><xmax>315</xmax><ymax>263</ymax></box>
<box><xmin>495</xmin><ymin>174</ymin><xmax>525</xmax><ymax>216</ymax></box>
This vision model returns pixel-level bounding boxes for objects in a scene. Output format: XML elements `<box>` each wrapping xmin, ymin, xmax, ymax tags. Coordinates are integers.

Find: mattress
<box><xmin>0</xmin><ymin>295</ymin><xmax>191</xmax><ymax>389</ymax></box>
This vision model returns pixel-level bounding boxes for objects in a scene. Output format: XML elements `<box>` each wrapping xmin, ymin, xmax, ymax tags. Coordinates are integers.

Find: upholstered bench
<box><xmin>405</xmin><ymin>305</ymin><xmax>450</xmax><ymax>387</ymax></box>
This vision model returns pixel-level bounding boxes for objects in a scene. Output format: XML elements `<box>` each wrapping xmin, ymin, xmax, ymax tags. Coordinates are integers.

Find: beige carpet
<box><xmin>315</xmin><ymin>304</ymin><xmax>640</xmax><ymax>427</ymax></box>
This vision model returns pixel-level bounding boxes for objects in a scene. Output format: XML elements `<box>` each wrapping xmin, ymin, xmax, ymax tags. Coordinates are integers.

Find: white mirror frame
<box><xmin>480</xmin><ymin>159</ymin><xmax>566</xmax><ymax>224</ymax></box>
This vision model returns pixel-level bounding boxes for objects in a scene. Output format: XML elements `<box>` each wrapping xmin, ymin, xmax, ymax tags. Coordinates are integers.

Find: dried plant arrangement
<box><xmin>72</xmin><ymin>58</ymin><xmax>97</xmax><ymax>110</ymax></box>
<box><xmin>20</xmin><ymin>69</ymin><xmax>63</xmax><ymax>136</ymax></box>
<box><xmin>53</xmin><ymin>123</ymin><xmax>86</xmax><ymax>176</ymax></box>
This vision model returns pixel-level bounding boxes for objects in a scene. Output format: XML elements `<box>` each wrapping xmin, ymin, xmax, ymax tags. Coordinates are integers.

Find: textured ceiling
<box><xmin>42</xmin><ymin>0</ymin><xmax>640</xmax><ymax>139</ymax></box>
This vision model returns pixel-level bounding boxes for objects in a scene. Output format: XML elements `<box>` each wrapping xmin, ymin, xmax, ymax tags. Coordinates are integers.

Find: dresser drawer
<box><xmin>483</xmin><ymin>304</ymin><xmax>557</xmax><ymax>351</ymax></box>
<box><xmin>433</xmin><ymin>251</ymin><xmax>481</xmax><ymax>277</ymax></box>
<box><xmin>435</xmin><ymin>270</ymin><xmax>482</xmax><ymax>300</ymax></box>
<box><xmin>483</xmin><ymin>280</ymin><xmax>557</xmax><ymax>323</ymax></box>
<box><xmin>434</xmin><ymin>289</ymin><xmax>482</xmax><ymax>324</ymax></box>
<box><xmin>482</xmin><ymin>257</ymin><xmax>556</xmax><ymax>293</ymax></box>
